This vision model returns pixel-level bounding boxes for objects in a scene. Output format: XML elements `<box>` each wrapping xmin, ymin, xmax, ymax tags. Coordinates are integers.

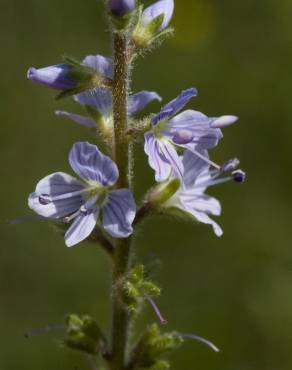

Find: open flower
<box><xmin>56</xmin><ymin>55</ymin><xmax>161</xmax><ymax>132</ymax></box>
<box><xmin>144</xmin><ymin>88</ymin><xmax>238</xmax><ymax>182</ymax></box>
<box><xmin>163</xmin><ymin>150</ymin><xmax>245</xmax><ymax>236</ymax></box>
<box><xmin>28</xmin><ymin>142</ymin><xmax>136</xmax><ymax>247</ymax></box>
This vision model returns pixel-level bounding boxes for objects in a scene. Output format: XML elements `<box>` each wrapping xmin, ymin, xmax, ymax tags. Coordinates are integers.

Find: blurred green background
<box><xmin>1</xmin><ymin>0</ymin><xmax>292</xmax><ymax>369</ymax></box>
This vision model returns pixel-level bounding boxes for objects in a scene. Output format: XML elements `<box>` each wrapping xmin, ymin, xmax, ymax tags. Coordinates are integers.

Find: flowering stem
<box><xmin>110</xmin><ymin>32</ymin><xmax>132</xmax><ymax>370</ymax></box>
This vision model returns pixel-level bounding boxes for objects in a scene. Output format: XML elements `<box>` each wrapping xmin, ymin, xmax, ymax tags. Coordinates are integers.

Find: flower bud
<box><xmin>27</xmin><ymin>64</ymin><xmax>76</xmax><ymax>90</ymax></box>
<box><xmin>65</xmin><ymin>314</ymin><xmax>107</xmax><ymax>355</ymax></box>
<box><xmin>27</xmin><ymin>57</ymin><xmax>111</xmax><ymax>99</ymax></box>
<box><xmin>141</xmin><ymin>0</ymin><xmax>174</xmax><ymax>32</ymax></box>
<box><xmin>133</xmin><ymin>0</ymin><xmax>174</xmax><ymax>47</ymax></box>
<box><xmin>109</xmin><ymin>0</ymin><xmax>135</xmax><ymax>16</ymax></box>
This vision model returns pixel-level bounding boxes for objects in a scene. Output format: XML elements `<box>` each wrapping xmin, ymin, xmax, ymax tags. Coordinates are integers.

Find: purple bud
<box><xmin>27</xmin><ymin>64</ymin><xmax>76</xmax><ymax>90</ymax></box>
<box><xmin>108</xmin><ymin>0</ymin><xmax>135</xmax><ymax>16</ymax></box>
<box><xmin>172</xmin><ymin>129</ymin><xmax>194</xmax><ymax>144</ymax></box>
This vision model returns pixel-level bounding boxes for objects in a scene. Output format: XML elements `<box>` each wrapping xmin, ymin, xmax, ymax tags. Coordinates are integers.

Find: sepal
<box><xmin>64</xmin><ymin>314</ymin><xmax>107</xmax><ymax>355</ymax></box>
<box><xmin>133</xmin><ymin>14</ymin><xmax>167</xmax><ymax>48</ymax></box>
<box><xmin>148</xmin><ymin>179</ymin><xmax>180</xmax><ymax>208</ymax></box>
<box><xmin>132</xmin><ymin>1</ymin><xmax>174</xmax><ymax>49</ymax></box>
<box><xmin>123</xmin><ymin>265</ymin><xmax>161</xmax><ymax>313</ymax></box>
<box><xmin>56</xmin><ymin>56</ymin><xmax>112</xmax><ymax>100</ymax></box>
<box><xmin>128</xmin><ymin>323</ymin><xmax>183</xmax><ymax>369</ymax></box>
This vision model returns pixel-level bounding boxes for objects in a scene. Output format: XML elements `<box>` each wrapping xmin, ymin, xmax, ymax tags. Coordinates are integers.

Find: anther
<box><xmin>232</xmin><ymin>169</ymin><xmax>246</xmax><ymax>183</ymax></box>
<box><xmin>80</xmin><ymin>205</ymin><xmax>89</xmax><ymax>215</ymax></box>
<box><xmin>38</xmin><ymin>194</ymin><xmax>51</xmax><ymax>205</ymax></box>
<box><xmin>172</xmin><ymin>130</ymin><xmax>194</xmax><ymax>145</ymax></box>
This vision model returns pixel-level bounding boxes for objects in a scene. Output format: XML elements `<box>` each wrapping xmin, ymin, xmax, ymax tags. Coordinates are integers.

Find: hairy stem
<box><xmin>110</xmin><ymin>32</ymin><xmax>132</xmax><ymax>370</ymax></box>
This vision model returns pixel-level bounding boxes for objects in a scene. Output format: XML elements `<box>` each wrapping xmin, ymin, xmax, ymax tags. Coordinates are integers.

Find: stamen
<box><xmin>195</xmin><ymin>176</ymin><xmax>233</xmax><ymax>189</ymax></box>
<box><xmin>172</xmin><ymin>130</ymin><xmax>194</xmax><ymax>145</ymax></box>
<box><xmin>63</xmin><ymin>209</ymin><xmax>81</xmax><ymax>223</ymax></box>
<box><xmin>144</xmin><ymin>293</ymin><xmax>168</xmax><ymax>325</ymax></box>
<box><xmin>221</xmin><ymin>158</ymin><xmax>240</xmax><ymax>173</ymax></box>
<box><xmin>39</xmin><ymin>188</ymin><xmax>91</xmax><ymax>205</ymax></box>
<box><xmin>178</xmin><ymin>332</ymin><xmax>220</xmax><ymax>353</ymax></box>
<box><xmin>232</xmin><ymin>170</ymin><xmax>246</xmax><ymax>183</ymax></box>
<box><xmin>186</xmin><ymin>147</ymin><xmax>221</xmax><ymax>170</ymax></box>
<box><xmin>24</xmin><ymin>323</ymin><xmax>66</xmax><ymax>338</ymax></box>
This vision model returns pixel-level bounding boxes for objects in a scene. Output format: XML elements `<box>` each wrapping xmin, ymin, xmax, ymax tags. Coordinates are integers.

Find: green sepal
<box><xmin>56</xmin><ymin>56</ymin><xmax>112</xmax><ymax>100</ymax></box>
<box><xmin>162</xmin><ymin>205</ymin><xmax>201</xmax><ymax>225</ymax></box>
<box><xmin>123</xmin><ymin>265</ymin><xmax>161</xmax><ymax>313</ymax></box>
<box><xmin>148</xmin><ymin>178</ymin><xmax>181</xmax><ymax>207</ymax></box>
<box><xmin>133</xmin><ymin>14</ymin><xmax>165</xmax><ymax>48</ymax></box>
<box><xmin>128</xmin><ymin>324</ymin><xmax>183</xmax><ymax>369</ymax></box>
<box><xmin>64</xmin><ymin>314</ymin><xmax>107</xmax><ymax>355</ymax></box>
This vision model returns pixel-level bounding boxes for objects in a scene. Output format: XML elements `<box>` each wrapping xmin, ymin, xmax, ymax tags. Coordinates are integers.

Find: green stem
<box><xmin>110</xmin><ymin>32</ymin><xmax>132</xmax><ymax>370</ymax></box>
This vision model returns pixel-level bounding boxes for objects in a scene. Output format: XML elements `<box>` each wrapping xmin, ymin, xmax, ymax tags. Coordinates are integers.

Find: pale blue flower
<box><xmin>164</xmin><ymin>150</ymin><xmax>245</xmax><ymax>236</ymax></box>
<box><xmin>28</xmin><ymin>142</ymin><xmax>136</xmax><ymax>246</ymax></box>
<box><xmin>144</xmin><ymin>88</ymin><xmax>238</xmax><ymax>182</ymax></box>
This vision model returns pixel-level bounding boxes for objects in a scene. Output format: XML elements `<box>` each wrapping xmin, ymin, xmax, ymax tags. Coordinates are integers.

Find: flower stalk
<box><xmin>110</xmin><ymin>31</ymin><xmax>132</xmax><ymax>370</ymax></box>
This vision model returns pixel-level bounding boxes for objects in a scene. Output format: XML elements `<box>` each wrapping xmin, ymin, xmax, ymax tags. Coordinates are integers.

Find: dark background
<box><xmin>1</xmin><ymin>0</ymin><xmax>292</xmax><ymax>369</ymax></box>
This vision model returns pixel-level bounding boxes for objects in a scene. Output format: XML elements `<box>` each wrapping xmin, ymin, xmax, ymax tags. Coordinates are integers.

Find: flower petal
<box><xmin>74</xmin><ymin>88</ymin><xmax>112</xmax><ymax>117</ymax></box>
<box><xmin>144</xmin><ymin>132</ymin><xmax>172</xmax><ymax>182</ymax></box>
<box><xmin>179</xmin><ymin>192</ymin><xmax>222</xmax><ymax>236</ymax></box>
<box><xmin>69</xmin><ymin>142</ymin><xmax>119</xmax><ymax>185</ymax></box>
<box><xmin>142</xmin><ymin>0</ymin><xmax>175</xmax><ymax>31</ymax></box>
<box><xmin>102</xmin><ymin>189</ymin><xmax>136</xmax><ymax>238</ymax></box>
<box><xmin>28</xmin><ymin>172</ymin><xmax>85</xmax><ymax>218</ymax></box>
<box><xmin>27</xmin><ymin>64</ymin><xmax>76</xmax><ymax>90</ymax></box>
<box><xmin>128</xmin><ymin>91</ymin><xmax>162</xmax><ymax>115</ymax></box>
<box><xmin>180</xmin><ymin>192</ymin><xmax>221</xmax><ymax>216</ymax></box>
<box><xmin>159</xmin><ymin>140</ymin><xmax>184</xmax><ymax>180</ymax></box>
<box><xmin>182</xmin><ymin>150</ymin><xmax>210</xmax><ymax>188</ymax></box>
<box><xmin>82</xmin><ymin>55</ymin><xmax>113</xmax><ymax>79</ymax></box>
<box><xmin>65</xmin><ymin>208</ymin><xmax>99</xmax><ymax>247</ymax></box>
<box><xmin>167</xmin><ymin>110</ymin><xmax>223</xmax><ymax>149</ymax></box>
<box><xmin>190</xmin><ymin>209</ymin><xmax>223</xmax><ymax>237</ymax></box>
<box><xmin>55</xmin><ymin>110</ymin><xmax>96</xmax><ymax>128</ymax></box>
<box><xmin>152</xmin><ymin>88</ymin><xmax>197</xmax><ymax>125</ymax></box>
